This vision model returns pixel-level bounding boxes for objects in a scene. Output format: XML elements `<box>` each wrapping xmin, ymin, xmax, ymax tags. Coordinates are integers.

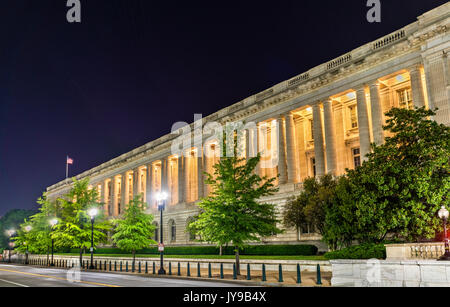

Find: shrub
<box><xmin>70</xmin><ymin>244</ymin><xmax>318</xmax><ymax>256</ymax></box>
<box><xmin>324</xmin><ymin>243</ymin><xmax>386</xmax><ymax>260</ymax></box>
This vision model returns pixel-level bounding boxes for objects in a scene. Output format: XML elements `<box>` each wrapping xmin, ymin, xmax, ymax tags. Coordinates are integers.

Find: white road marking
<box><xmin>0</xmin><ymin>278</ymin><xmax>29</xmax><ymax>287</ymax></box>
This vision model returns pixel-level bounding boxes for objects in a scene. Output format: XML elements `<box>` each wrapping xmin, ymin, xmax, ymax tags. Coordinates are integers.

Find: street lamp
<box><xmin>6</xmin><ymin>229</ymin><xmax>15</xmax><ymax>263</ymax></box>
<box><xmin>438</xmin><ymin>206</ymin><xmax>450</xmax><ymax>261</ymax></box>
<box><xmin>155</xmin><ymin>191</ymin><xmax>168</xmax><ymax>275</ymax></box>
<box><xmin>49</xmin><ymin>218</ymin><xmax>58</xmax><ymax>266</ymax></box>
<box><xmin>24</xmin><ymin>225</ymin><xmax>32</xmax><ymax>264</ymax></box>
<box><xmin>88</xmin><ymin>208</ymin><xmax>99</xmax><ymax>269</ymax></box>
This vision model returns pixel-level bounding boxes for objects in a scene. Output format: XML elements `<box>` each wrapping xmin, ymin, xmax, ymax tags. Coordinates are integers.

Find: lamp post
<box><xmin>88</xmin><ymin>208</ymin><xmax>99</xmax><ymax>269</ymax></box>
<box><xmin>49</xmin><ymin>218</ymin><xmax>58</xmax><ymax>266</ymax></box>
<box><xmin>6</xmin><ymin>230</ymin><xmax>15</xmax><ymax>263</ymax></box>
<box><xmin>24</xmin><ymin>225</ymin><xmax>32</xmax><ymax>264</ymax></box>
<box><xmin>438</xmin><ymin>206</ymin><xmax>450</xmax><ymax>261</ymax></box>
<box><xmin>156</xmin><ymin>192</ymin><xmax>168</xmax><ymax>275</ymax></box>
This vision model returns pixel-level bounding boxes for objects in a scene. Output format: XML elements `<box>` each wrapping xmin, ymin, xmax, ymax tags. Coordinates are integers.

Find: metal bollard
<box><xmin>153</xmin><ymin>262</ymin><xmax>155</xmax><ymax>274</ymax></box>
<box><xmin>177</xmin><ymin>262</ymin><xmax>181</xmax><ymax>276</ymax></box>
<box><xmin>109</xmin><ymin>261</ymin><xmax>112</xmax><ymax>271</ymax></box>
<box><xmin>208</xmin><ymin>263</ymin><xmax>212</xmax><ymax>278</ymax></box>
<box><xmin>297</xmin><ymin>264</ymin><xmax>302</xmax><ymax>284</ymax></box>
<box><xmin>197</xmin><ymin>262</ymin><xmax>201</xmax><ymax>277</ymax></box>
<box><xmin>278</xmin><ymin>264</ymin><xmax>283</xmax><ymax>283</ymax></box>
<box><xmin>233</xmin><ymin>264</ymin><xmax>237</xmax><ymax>280</ymax></box>
<box><xmin>120</xmin><ymin>261</ymin><xmax>122</xmax><ymax>272</ymax></box>
<box><xmin>187</xmin><ymin>262</ymin><xmax>191</xmax><ymax>277</ymax></box>
<box><xmin>220</xmin><ymin>263</ymin><xmax>224</xmax><ymax>279</ymax></box>
<box><xmin>126</xmin><ymin>262</ymin><xmax>128</xmax><ymax>272</ymax></box>
<box><xmin>138</xmin><ymin>262</ymin><xmax>141</xmax><ymax>273</ymax></box>
<box><xmin>132</xmin><ymin>261</ymin><xmax>135</xmax><ymax>273</ymax></box>
<box><xmin>145</xmin><ymin>262</ymin><xmax>148</xmax><ymax>274</ymax></box>
<box><xmin>316</xmin><ymin>264</ymin><xmax>322</xmax><ymax>285</ymax></box>
<box><xmin>247</xmin><ymin>263</ymin><xmax>251</xmax><ymax>280</ymax></box>
<box><xmin>169</xmin><ymin>262</ymin><xmax>172</xmax><ymax>275</ymax></box>
<box><xmin>114</xmin><ymin>261</ymin><xmax>117</xmax><ymax>271</ymax></box>
<box><xmin>262</xmin><ymin>264</ymin><xmax>266</xmax><ymax>282</ymax></box>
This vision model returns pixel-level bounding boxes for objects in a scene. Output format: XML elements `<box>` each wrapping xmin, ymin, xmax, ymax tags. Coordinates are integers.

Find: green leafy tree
<box><xmin>190</xmin><ymin>133</ymin><xmax>282</xmax><ymax>275</ymax></box>
<box><xmin>52</xmin><ymin>178</ymin><xmax>111</xmax><ymax>264</ymax></box>
<box><xmin>322</xmin><ymin>107</ymin><xmax>450</xmax><ymax>247</ymax></box>
<box><xmin>111</xmin><ymin>195</ymin><xmax>156</xmax><ymax>268</ymax></box>
<box><xmin>0</xmin><ymin>209</ymin><xmax>36</xmax><ymax>249</ymax></box>
<box><xmin>283</xmin><ymin>174</ymin><xmax>337</xmax><ymax>240</ymax></box>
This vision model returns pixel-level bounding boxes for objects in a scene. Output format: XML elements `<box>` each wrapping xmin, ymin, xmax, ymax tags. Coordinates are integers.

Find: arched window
<box><xmin>153</xmin><ymin>222</ymin><xmax>159</xmax><ymax>242</ymax></box>
<box><xmin>169</xmin><ymin>220</ymin><xmax>176</xmax><ymax>242</ymax></box>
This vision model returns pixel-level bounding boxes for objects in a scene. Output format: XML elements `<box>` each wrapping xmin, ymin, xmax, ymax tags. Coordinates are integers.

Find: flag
<box><xmin>67</xmin><ymin>156</ymin><xmax>74</xmax><ymax>165</ymax></box>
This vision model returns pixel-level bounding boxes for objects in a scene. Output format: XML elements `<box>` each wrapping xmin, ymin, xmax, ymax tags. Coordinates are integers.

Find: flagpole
<box><xmin>66</xmin><ymin>155</ymin><xmax>69</xmax><ymax>179</ymax></box>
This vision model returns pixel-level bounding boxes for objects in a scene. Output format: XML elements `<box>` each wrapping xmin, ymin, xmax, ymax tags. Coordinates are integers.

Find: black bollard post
<box><xmin>197</xmin><ymin>262</ymin><xmax>201</xmax><ymax>277</ymax></box>
<box><xmin>278</xmin><ymin>264</ymin><xmax>283</xmax><ymax>283</ymax></box>
<box><xmin>247</xmin><ymin>263</ymin><xmax>251</xmax><ymax>280</ymax></box>
<box><xmin>262</xmin><ymin>264</ymin><xmax>266</xmax><ymax>282</ymax></box>
<box><xmin>138</xmin><ymin>262</ymin><xmax>141</xmax><ymax>273</ymax></box>
<box><xmin>145</xmin><ymin>262</ymin><xmax>148</xmax><ymax>274</ymax></box>
<box><xmin>297</xmin><ymin>264</ymin><xmax>302</xmax><ymax>284</ymax></box>
<box><xmin>169</xmin><ymin>262</ymin><xmax>172</xmax><ymax>275</ymax></box>
<box><xmin>178</xmin><ymin>262</ymin><xmax>181</xmax><ymax>276</ymax></box>
<box><xmin>208</xmin><ymin>263</ymin><xmax>212</xmax><ymax>278</ymax></box>
<box><xmin>220</xmin><ymin>263</ymin><xmax>224</xmax><ymax>279</ymax></box>
<box><xmin>187</xmin><ymin>262</ymin><xmax>191</xmax><ymax>277</ymax></box>
<box><xmin>153</xmin><ymin>262</ymin><xmax>155</xmax><ymax>274</ymax></box>
<box><xmin>126</xmin><ymin>262</ymin><xmax>128</xmax><ymax>272</ymax></box>
<box><xmin>316</xmin><ymin>264</ymin><xmax>322</xmax><ymax>285</ymax></box>
<box><xmin>233</xmin><ymin>263</ymin><xmax>237</xmax><ymax>280</ymax></box>
<box><xmin>120</xmin><ymin>261</ymin><xmax>123</xmax><ymax>272</ymax></box>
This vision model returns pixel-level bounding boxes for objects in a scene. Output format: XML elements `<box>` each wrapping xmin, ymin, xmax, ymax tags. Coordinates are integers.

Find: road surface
<box><xmin>0</xmin><ymin>263</ymin><xmax>249</xmax><ymax>287</ymax></box>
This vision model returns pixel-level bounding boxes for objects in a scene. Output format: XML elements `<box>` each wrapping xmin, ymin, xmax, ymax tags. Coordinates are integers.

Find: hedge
<box><xmin>324</xmin><ymin>243</ymin><xmax>386</xmax><ymax>260</ymax></box>
<box><xmin>69</xmin><ymin>244</ymin><xmax>318</xmax><ymax>256</ymax></box>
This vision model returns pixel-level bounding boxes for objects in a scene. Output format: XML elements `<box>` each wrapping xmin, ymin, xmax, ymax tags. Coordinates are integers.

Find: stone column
<box><xmin>146</xmin><ymin>164</ymin><xmax>153</xmax><ymax>206</ymax></box>
<box><xmin>409</xmin><ymin>64</ymin><xmax>426</xmax><ymax>109</ymax></box>
<box><xmin>284</xmin><ymin>112</ymin><xmax>297</xmax><ymax>183</ymax></box>
<box><xmin>323</xmin><ymin>99</ymin><xmax>337</xmax><ymax>175</ymax></box>
<box><xmin>178</xmin><ymin>155</ymin><xmax>185</xmax><ymax>203</ymax></box>
<box><xmin>133</xmin><ymin>168</ymin><xmax>139</xmax><ymax>200</ymax></box>
<box><xmin>255</xmin><ymin>124</ymin><xmax>262</xmax><ymax>177</ymax></box>
<box><xmin>312</xmin><ymin>103</ymin><xmax>325</xmax><ymax>177</ymax></box>
<box><xmin>121</xmin><ymin>172</ymin><xmax>127</xmax><ymax>211</ymax></box>
<box><xmin>356</xmin><ymin>86</ymin><xmax>371</xmax><ymax>161</ymax></box>
<box><xmin>161</xmin><ymin>158</ymin><xmax>168</xmax><ymax>197</ymax></box>
<box><xmin>369</xmin><ymin>81</ymin><xmax>384</xmax><ymax>145</ymax></box>
<box><xmin>100</xmin><ymin>180</ymin><xmax>106</xmax><ymax>215</ymax></box>
<box><xmin>197</xmin><ymin>148</ymin><xmax>204</xmax><ymax>200</ymax></box>
<box><xmin>111</xmin><ymin>176</ymin><xmax>118</xmax><ymax>216</ymax></box>
<box><xmin>276</xmin><ymin>116</ymin><xmax>287</xmax><ymax>184</ymax></box>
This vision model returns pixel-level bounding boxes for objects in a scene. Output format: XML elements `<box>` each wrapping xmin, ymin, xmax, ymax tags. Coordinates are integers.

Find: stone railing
<box><xmin>385</xmin><ymin>243</ymin><xmax>445</xmax><ymax>260</ymax></box>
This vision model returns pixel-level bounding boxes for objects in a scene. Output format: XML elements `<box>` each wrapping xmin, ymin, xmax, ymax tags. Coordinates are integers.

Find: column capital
<box><xmin>354</xmin><ymin>84</ymin><xmax>366</xmax><ymax>93</ymax></box>
<box><xmin>409</xmin><ymin>63</ymin><xmax>423</xmax><ymax>73</ymax></box>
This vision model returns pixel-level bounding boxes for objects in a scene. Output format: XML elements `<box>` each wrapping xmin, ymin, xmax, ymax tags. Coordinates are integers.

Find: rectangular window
<box><xmin>349</xmin><ymin>106</ymin><xmax>358</xmax><ymax>129</ymax></box>
<box><xmin>397</xmin><ymin>88</ymin><xmax>413</xmax><ymax>109</ymax></box>
<box><xmin>310</xmin><ymin>119</ymin><xmax>314</xmax><ymax>140</ymax></box>
<box><xmin>311</xmin><ymin>158</ymin><xmax>316</xmax><ymax>177</ymax></box>
<box><xmin>352</xmin><ymin>148</ymin><xmax>361</xmax><ymax>168</ymax></box>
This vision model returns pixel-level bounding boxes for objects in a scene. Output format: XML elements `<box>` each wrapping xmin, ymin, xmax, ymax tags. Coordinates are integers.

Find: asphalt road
<box><xmin>0</xmin><ymin>263</ymin><xmax>248</xmax><ymax>287</ymax></box>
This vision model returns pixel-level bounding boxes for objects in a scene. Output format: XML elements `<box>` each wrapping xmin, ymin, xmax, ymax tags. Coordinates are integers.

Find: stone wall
<box><xmin>331</xmin><ymin>259</ymin><xmax>450</xmax><ymax>287</ymax></box>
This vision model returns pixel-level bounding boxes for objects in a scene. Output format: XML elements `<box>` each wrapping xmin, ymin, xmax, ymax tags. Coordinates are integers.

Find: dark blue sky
<box><xmin>0</xmin><ymin>0</ymin><xmax>446</xmax><ymax>215</ymax></box>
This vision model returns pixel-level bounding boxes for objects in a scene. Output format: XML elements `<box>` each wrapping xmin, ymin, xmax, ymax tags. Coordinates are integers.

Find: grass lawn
<box><xmin>54</xmin><ymin>253</ymin><xmax>326</xmax><ymax>261</ymax></box>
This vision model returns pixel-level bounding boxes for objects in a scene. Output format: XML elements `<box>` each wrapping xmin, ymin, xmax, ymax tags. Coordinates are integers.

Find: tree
<box><xmin>350</xmin><ymin>107</ymin><xmax>449</xmax><ymax>242</ymax></box>
<box><xmin>111</xmin><ymin>195</ymin><xmax>156</xmax><ymax>268</ymax></box>
<box><xmin>283</xmin><ymin>174</ymin><xmax>337</xmax><ymax>240</ymax></box>
<box><xmin>322</xmin><ymin>107</ymin><xmax>450</xmax><ymax>247</ymax></box>
<box><xmin>52</xmin><ymin>178</ymin><xmax>111</xmax><ymax>264</ymax></box>
<box><xmin>189</xmin><ymin>133</ymin><xmax>282</xmax><ymax>275</ymax></box>
<box><xmin>0</xmin><ymin>209</ymin><xmax>36</xmax><ymax>249</ymax></box>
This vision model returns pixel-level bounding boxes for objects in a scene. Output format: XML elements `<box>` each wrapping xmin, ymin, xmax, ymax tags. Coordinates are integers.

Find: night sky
<box><xmin>0</xmin><ymin>0</ymin><xmax>447</xmax><ymax>215</ymax></box>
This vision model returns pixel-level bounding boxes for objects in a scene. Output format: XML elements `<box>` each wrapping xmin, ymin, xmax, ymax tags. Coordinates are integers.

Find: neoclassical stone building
<box><xmin>46</xmin><ymin>4</ymin><xmax>449</xmax><ymax>249</ymax></box>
